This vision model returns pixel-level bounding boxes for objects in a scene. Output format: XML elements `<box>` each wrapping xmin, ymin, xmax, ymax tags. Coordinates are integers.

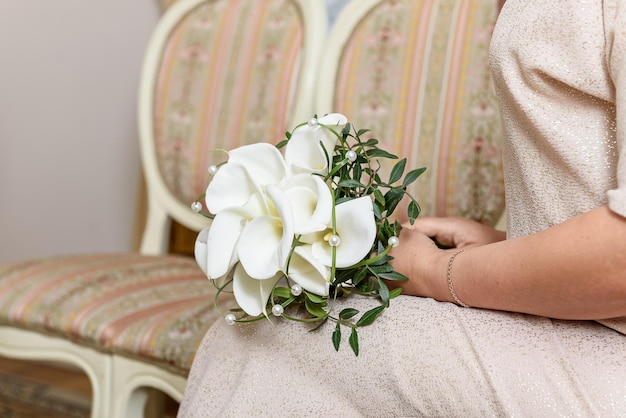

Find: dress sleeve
<box><xmin>606</xmin><ymin>1</ymin><xmax>626</xmax><ymax>217</ymax></box>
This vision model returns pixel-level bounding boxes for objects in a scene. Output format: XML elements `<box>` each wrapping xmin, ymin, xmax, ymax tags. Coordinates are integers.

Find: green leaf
<box><xmin>388</xmin><ymin>158</ymin><xmax>407</xmax><ymax>184</ymax></box>
<box><xmin>373</xmin><ymin>189</ymin><xmax>385</xmax><ymax>207</ymax></box>
<box><xmin>356</xmin><ymin>305</ymin><xmax>385</xmax><ymax>326</ymax></box>
<box><xmin>338</xmin><ymin>179</ymin><xmax>366</xmax><ymax>188</ymax></box>
<box><xmin>379</xmin><ymin>271</ymin><xmax>408</xmax><ymax>281</ymax></box>
<box><xmin>384</xmin><ymin>188</ymin><xmax>405</xmax><ymax>214</ymax></box>
<box><xmin>349</xmin><ymin>327</ymin><xmax>359</xmax><ymax>356</ymax></box>
<box><xmin>359</xmin><ymin>138</ymin><xmax>379</xmax><ymax>147</ymax></box>
<box><xmin>389</xmin><ymin>287</ymin><xmax>403</xmax><ymax>298</ymax></box>
<box><xmin>351</xmin><ymin>267</ymin><xmax>368</xmax><ymax>285</ymax></box>
<box><xmin>352</xmin><ymin>163</ymin><xmax>362</xmax><ymax>181</ymax></box>
<box><xmin>328</xmin><ymin>159</ymin><xmax>348</xmax><ymax>177</ymax></box>
<box><xmin>340</xmin><ymin>123</ymin><xmax>351</xmax><ymax>138</ymax></box>
<box><xmin>332</xmin><ymin>323</ymin><xmax>341</xmax><ymax>351</ymax></box>
<box><xmin>275</xmin><ymin>139</ymin><xmax>289</xmax><ymax>149</ymax></box>
<box><xmin>368</xmin><ymin>264</ymin><xmax>394</xmax><ymax>274</ymax></box>
<box><xmin>365</xmin><ymin>149</ymin><xmax>398</xmax><ymax>159</ymax></box>
<box><xmin>339</xmin><ymin>308</ymin><xmax>359</xmax><ymax>320</ymax></box>
<box><xmin>363</xmin><ymin>254</ymin><xmax>393</xmax><ymax>266</ymax></box>
<box><xmin>378</xmin><ymin>278</ymin><xmax>390</xmax><ymax>306</ymax></box>
<box><xmin>304</xmin><ymin>298</ymin><xmax>328</xmax><ymax>318</ymax></box>
<box><xmin>372</xmin><ymin>203</ymin><xmax>383</xmax><ymax>220</ymax></box>
<box><xmin>305</xmin><ymin>291</ymin><xmax>326</xmax><ymax>304</ymax></box>
<box><xmin>272</xmin><ymin>287</ymin><xmax>292</xmax><ymax>299</ymax></box>
<box><xmin>408</xmin><ymin>200</ymin><xmax>421</xmax><ymax>224</ymax></box>
<box><xmin>402</xmin><ymin>167</ymin><xmax>426</xmax><ymax>186</ymax></box>
<box><xmin>356</xmin><ymin>128</ymin><xmax>370</xmax><ymax>136</ymax></box>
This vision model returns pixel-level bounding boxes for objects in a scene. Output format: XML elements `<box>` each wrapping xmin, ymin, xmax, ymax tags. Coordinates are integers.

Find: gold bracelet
<box><xmin>447</xmin><ymin>249</ymin><xmax>471</xmax><ymax>308</ymax></box>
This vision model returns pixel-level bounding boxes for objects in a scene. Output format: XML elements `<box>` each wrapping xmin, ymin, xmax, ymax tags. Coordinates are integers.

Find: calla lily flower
<box><xmin>284</xmin><ymin>113</ymin><xmax>347</xmax><ymax>175</ymax></box>
<box><xmin>238</xmin><ymin>184</ymin><xmax>294</xmax><ymax>280</ymax></box>
<box><xmin>196</xmin><ymin>194</ymin><xmax>266</xmax><ymax>280</ymax></box>
<box><xmin>287</xmin><ymin>245</ymin><xmax>331</xmax><ymax>296</ymax></box>
<box><xmin>283</xmin><ymin>174</ymin><xmax>332</xmax><ymax>235</ymax></box>
<box><xmin>310</xmin><ymin>196</ymin><xmax>376</xmax><ymax>268</ymax></box>
<box><xmin>233</xmin><ymin>264</ymin><xmax>282</xmax><ymax>317</ymax></box>
<box><xmin>205</xmin><ymin>142</ymin><xmax>287</xmax><ymax>214</ymax></box>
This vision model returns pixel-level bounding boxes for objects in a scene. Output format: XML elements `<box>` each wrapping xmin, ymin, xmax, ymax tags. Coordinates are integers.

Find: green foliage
<box><xmin>280</xmin><ymin>120</ymin><xmax>425</xmax><ymax>355</ymax></box>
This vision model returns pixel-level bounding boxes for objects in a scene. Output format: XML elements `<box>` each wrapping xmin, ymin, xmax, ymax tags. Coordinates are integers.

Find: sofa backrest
<box><xmin>316</xmin><ymin>0</ymin><xmax>505</xmax><ymax>225</ymax></box>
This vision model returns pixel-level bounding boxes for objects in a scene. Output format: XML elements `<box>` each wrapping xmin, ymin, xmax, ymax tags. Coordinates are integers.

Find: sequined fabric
<box><xmin>490</xmin><ymin>0</ymin><xmax>626</xmax><ymax>336</ymax></box>
<box><xmin>490</xmin><ymin>0</ymin><xmax>625</xmax><ymax>238</ymax></box>
<box><xmin>179</xmin><ymin>296</ymin><xmax>626</xmax><ymax>416</ymax></box>
<box><xmin>178</xmin><ymin>1</ymin><xmax>626</xmax><ymax>415</ymax></box>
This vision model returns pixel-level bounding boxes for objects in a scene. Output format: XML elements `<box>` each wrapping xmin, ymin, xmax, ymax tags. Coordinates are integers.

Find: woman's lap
<box><xmin>179</xmin><ymin>296</ymin><xmax>626</xmax><ymax>417</ymax></box>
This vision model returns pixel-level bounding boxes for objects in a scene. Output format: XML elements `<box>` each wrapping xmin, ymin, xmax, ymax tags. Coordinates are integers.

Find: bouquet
<box><xmin>192</xmin><ymin>113</ymin><xmax>424</xmax><ymax>355</ymax></box>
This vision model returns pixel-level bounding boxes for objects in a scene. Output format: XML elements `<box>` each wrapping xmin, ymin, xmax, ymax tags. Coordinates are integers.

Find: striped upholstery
<box><xmin>330</xmin><ymin>0</ymin><xmax>504</xmax><ymax>224</ymax></box>
<box><xmin>154</xmin><ymin>0</ymin><xmax>306</xmax><ymax>206</ymax></box>
<box><xmin>0</xmin><ymin>254</ymin><xmax>231</xmax><ymax>375</ymax></box>
<box><xmin>0</xmin><ymin>0</ymin><xmax>313</xmax><ymax>382</ymax></box>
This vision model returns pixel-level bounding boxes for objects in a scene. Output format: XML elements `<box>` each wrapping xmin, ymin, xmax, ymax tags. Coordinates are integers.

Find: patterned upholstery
<box><xmin>324</xmin><ymin>0</ymin><xmax>505</xmax><ymax>225</ymax></box>
<box><xmin>0</xmin><ymin>254</ymin><xmax>230</xmax><ymax>375</ymax></box>
<box><xmin>154</xmin><ymin>0</ymin><xmax>306</xmax><ymax>206</ymax></box>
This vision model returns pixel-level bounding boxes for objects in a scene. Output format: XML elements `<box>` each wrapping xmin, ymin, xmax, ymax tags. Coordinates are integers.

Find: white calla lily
<box><xmin>284</xmin><ymin>113</ymin><xmax>347</xmax><ymax>175</ymax></box>
<box><xmin>205</xmin><ymin>143</ymin><xmax>287</xmax><ymax>214</ymax></box>
<box><xmin>288</xmin><ymin>245</ymin><xmax>331</xmax><ymax>296</ymax></box>
<box><xmin>233</xmin><ymin>263</ymin><xmax>282</xmax><ymax>317</ymax></box>
<box><xmin>311</xmin><ymin>196</ymin><xmax>376</xmax><ymax>268</ymax></box>
<box><xmin>237</xmin><ymin>184</ymin><xmax>294</xmax><ymax>280</ymax></box>
<box><xmin>283</xmin><ymin>174</ymin><xmax>332</xmax><ymax>235</ymax></box>
<box><xmin>198</xmin><ymin>195</ymin><xmax>265</xmax><ymax>280</ymax></box>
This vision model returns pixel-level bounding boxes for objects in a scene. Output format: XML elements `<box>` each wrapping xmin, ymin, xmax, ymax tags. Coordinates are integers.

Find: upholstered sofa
<box><xmin>0</xmin><ymin>0</ymin><xmax>505</xmax><ymax>416</ymax></box>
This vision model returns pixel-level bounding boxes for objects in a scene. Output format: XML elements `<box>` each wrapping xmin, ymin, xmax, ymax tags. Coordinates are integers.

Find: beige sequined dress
<box><xmin>178</xmin><ymin>1</ymin><xmax>626</xmax><ymax>416</ymax></box>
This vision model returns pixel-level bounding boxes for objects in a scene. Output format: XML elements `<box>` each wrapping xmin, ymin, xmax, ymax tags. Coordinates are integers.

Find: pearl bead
<box><xmin>208</xmin><ymin>165</ymin><xmax>218</xmax><ymax>176</ymax></box>
<box><xmin>328</xmin><ymin>234</ymin><xmax>341</xmax><ymax>247</ymax></box>
<box><xmin>388</xmin><ymin>236</ymin><xmax>400</xmax><ymax>247</ymax></box>
<box><xmin>191</xmin><ymin>201</ymin><xmax>202</xmax><ymax>212</ymax></box>
<box><xmin>346</xmin><ymin>150</ymin><xmax>357</xmax><ymax>162</ymax></box>
<box><xmin>307</xmin><ymin>118</ymin><xmax>319</xmax><ymax>128</ymax></box>
<box><xmin>272</xmin><ymin>304</ymin><xmax>284</xmax><ymax>316</ymax></box>
<box><xmin>224</xmin><ymin>313</ymin><xmax>236</xmax><ymax>325</ymax></box>
<box><xmin>291</xmin><ymin>284</ymin><xmax>303</xmax><ymax>296</ymax></box>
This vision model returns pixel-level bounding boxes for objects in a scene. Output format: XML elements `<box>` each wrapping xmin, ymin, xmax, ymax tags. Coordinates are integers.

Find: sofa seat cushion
<box><xmin>0</xmin><ymin>253</ymin><xmax>229</xmax><ymax>375</ymax></box>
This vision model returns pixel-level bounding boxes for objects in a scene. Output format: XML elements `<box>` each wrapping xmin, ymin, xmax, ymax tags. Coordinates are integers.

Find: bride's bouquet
<box><xmin>192</xmin><ymin>114</ymin><xmax>424</xmax><ymax>355</ymax></box>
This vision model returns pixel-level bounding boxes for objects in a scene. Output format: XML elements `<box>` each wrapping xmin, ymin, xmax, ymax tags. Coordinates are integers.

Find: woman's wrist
<box><xmin>446</xmin><ymin>249</ymin><xmax>471</xmax><ymax>307</ymax></box>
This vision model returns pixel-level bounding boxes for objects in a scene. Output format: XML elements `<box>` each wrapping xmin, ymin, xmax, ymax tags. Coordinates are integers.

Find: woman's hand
<box><xmin>406</xmin><ymin>216</ymin><xmax>506</xmax><ymax>249</ymax></box>
<box><xmin>387</xmin><ymin>217</ymin><xmax>505</xmax><ymax>300</ymax></box>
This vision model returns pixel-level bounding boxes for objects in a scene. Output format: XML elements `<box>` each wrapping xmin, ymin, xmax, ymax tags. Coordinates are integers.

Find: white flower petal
<box><xmin>318</xmin><ymin>113</ymin><xmax>348</xmax><ymax>129</ymax></box>
<box><xmin>205</xmin><ymin>162</ymin><xmax>258</xmax><ymax>214</ymax></box>
<box><xmin>284</xmin><ymin>125</ymin><xmax>330</xmax><ymax>175</ymax></box>
<box><xmin>233</xmin><ymin>263</ymin><xmax>282</xmax><ymax>317</ymax></box>
<box><xmin>284</xmin><ymin>174</ymin><xmax>332</xmax><ymax>235</ymax></box>
<box><xmin>206</xmin><ymin>143</ymin><xmax>287</xmax><ymax>214</ymax></box>
<box><xmin>227</xmin><ymin>142</ymin><xmax>287</xmax><ymax>183</ymax></box>
<box><xmin>312</xmin><ymin>196</ymin><xmax>376</xmax><ymax>268</ymax></box>
<box><xmin>238</xmin><ymin>216</ymin><xmax>284</xmax><ymax>279</ymax></box>
<box><xmin>194</xmin><ymin>228</ymin><xmax>210</xmax><ymax>276</ymax></box>
<box><xmin>288</xmin><ymin>245</ymin><xmax>330</xmax><ymax>296</ymax></box>
<box><xmin>238</xmin><ymin>185</ymin><xmax>294</xmax><ymax>279</ymax></box>
<box><xmin>199</xmin><ymin>196</ymin><xmax>266</xmax><ymax>279</ymax></box>
<box><xmin>204</xmin><ymin>209</ymin><xmax>244</xmax><ymax>279</ymax></box>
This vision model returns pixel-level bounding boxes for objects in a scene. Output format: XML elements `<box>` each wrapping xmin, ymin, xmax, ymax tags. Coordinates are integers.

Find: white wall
<box><xmin>0</xmin><ymin>1</ymin><xmax>160</xmax><ymax>263</ymax></box>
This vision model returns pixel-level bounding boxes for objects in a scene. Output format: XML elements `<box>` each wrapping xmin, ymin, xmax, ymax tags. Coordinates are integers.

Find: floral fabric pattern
<box><xmin>154</xmin><ymin>0</ymin><xmax>305</xmax><ymax>207</ymax></box>
<box><xmin>333</xmin><ymin>0</ymin><xmax>504</xmax><ymax>225</ymax></box>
